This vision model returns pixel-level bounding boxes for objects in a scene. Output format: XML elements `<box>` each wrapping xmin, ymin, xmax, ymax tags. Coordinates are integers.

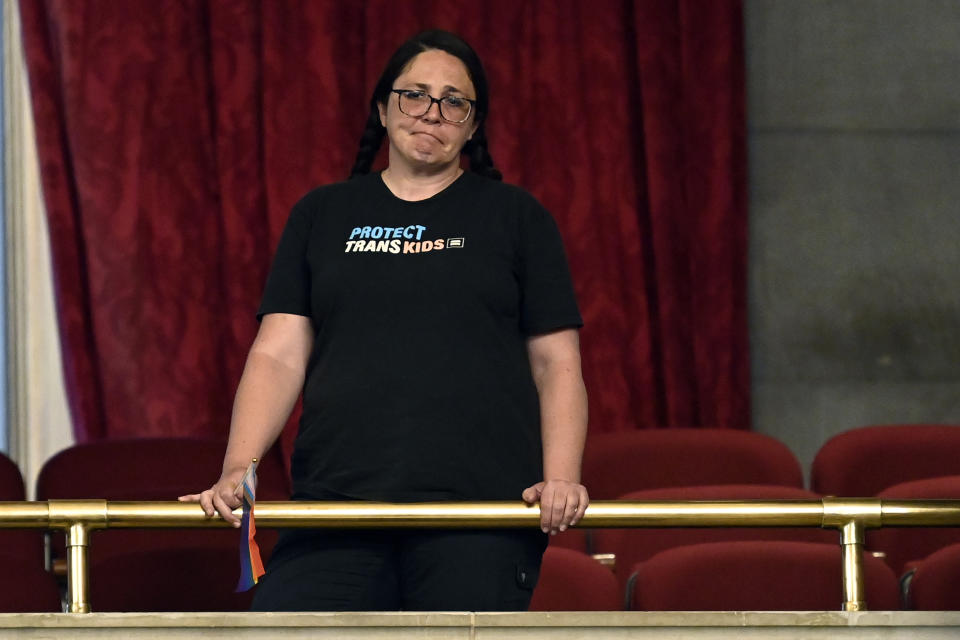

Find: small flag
<box><xmin>235</xmin><ymin>459</ymin><xmax>265</xmax><ymax>592</ymax></box>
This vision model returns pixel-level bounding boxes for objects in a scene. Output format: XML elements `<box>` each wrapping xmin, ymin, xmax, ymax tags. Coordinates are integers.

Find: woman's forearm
<box><xmin>220</xmin><ymin>347</ymin><xmax>305</xmax><ymax>476</ymax></box>
<box><xmin>180</xmin><ymin>314</ymin><xmax>312</xmax><ymax>522</ymax></box>
<box><xmin>219</xmin><ymin>313</ymin><xmax>313</xmax><ymax>478</ymax></box>
<box><xmin>536</xmin><ymin>359</ymin><xmax>588</xmax><ymax>482</ymax></box>
<box><xmin>524</xmin><ymin>329</ymin><xmax>590</xmax><ymax>533</ymax></box>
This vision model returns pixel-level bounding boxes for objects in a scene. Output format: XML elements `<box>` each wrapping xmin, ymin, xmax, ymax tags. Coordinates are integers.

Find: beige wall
<box><xmin>746</xmin><ymin>0</ymin><xmax>960</xmax><ymax>478</ymax></box>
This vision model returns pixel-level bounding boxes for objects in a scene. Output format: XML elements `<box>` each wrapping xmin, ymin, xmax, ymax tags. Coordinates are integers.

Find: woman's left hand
<box><xmin>522</xmin><ymin>480</ymin><xmax>589</xmax><ymax>535</ymax></box>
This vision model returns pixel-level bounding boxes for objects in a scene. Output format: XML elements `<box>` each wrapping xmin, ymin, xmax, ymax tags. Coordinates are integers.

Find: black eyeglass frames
<box><xmin>390</xmin><ymin>89</ymin><xmax>476</xmax><ymax>124</ymax></box>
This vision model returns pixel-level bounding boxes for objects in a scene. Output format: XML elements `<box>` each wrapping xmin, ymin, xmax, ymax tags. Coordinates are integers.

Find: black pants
<box><xmin>250</xmin><ymin>528</ymin><xmax>548</xmax><ymax>612</ymax></box>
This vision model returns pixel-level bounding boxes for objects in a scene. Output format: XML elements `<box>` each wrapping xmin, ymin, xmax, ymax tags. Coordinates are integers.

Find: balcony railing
<box><xmin>2</xmin><ymin>497</ymin><xmax>959</xmax><ymax>613</ymax></box>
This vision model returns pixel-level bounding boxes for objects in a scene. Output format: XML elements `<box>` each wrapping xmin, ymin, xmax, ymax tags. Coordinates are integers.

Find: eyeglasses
<box><xmin>390</xmin><ymin>89</ymin><xmax>476</xmax><ymax>124</ymax></box>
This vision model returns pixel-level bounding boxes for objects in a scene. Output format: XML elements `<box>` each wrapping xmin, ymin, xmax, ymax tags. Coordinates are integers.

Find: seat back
<box><xmin>36</xmin><ymin>438</ymin><xmax>289</xmax><ymax>611</ymax></box>
<box><xmin>1</xmin><ymin>455</ymin><xmax>58</xmax><ymax>612</ymax></box>
<box><xmin>592</xmin><ymin>484</ymin><xmax>834</xmax><ymax>589</ymax></box>
<box><xmin>36</xmin><ymin>438</ymin><xmax>289</xmax><ymax>501</ymax></box>
<box><xmin>868</xmin><ymin>475</ymin><xmax>960</xmax><ymax>575</ymax></box>
<box><xmin>628</xmin><ymin>540</ymin><xmax>900</xmax><ymax>611</ymax></box>
<box><xmin>907</xmin><ymin>542</ymin><xmax>960</xmax><ymax>610</ymax></box>
<box><xmin>0</xmin><ymin>452</ymin><xmax>26</xmax><ymax>501</ymax></box>
<box><xmin>546</xmin><ymin>528</ymin><xmax>589</xmax><ymax>553</ymax></box>
<box><xmin>89</xmin><ymin>539</ymin><xmax>257</xmax><ymax>611</ymax></box>
<box><xmin>0</xmin><ymin>551</ymin><xmax>63</xmax><ymax>612</ymax></box>
<box><xmin>582</xmin><ymin>428</ymin><xmax>802</xmax><ymax>500</ymax></box>
<box><xmin>811</xmin><ymin>424</ymin><xmax>960</xmax><ymax>497</ymax></box>
<box><xmin>0</xmin><ymin>453</ymin><xmax>46</xmax><ymax>567</ymax></box>
<box><xmin>529</xmin><ymin>547</ymin><xmax>621</xmax><ymax>611</ymax></box>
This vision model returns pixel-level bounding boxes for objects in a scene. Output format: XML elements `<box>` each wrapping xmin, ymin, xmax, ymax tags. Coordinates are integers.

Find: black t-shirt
<box><xmin>258</xmin><ymin>171</ymin><xmax>582</xmax><ymax>501</ymax></box>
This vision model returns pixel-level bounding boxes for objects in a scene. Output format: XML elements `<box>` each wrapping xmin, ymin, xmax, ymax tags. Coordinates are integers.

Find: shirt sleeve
<box><xmin>256</xmin><ymin>194</ymin><xmax>316</xmax><ymax>321</ymax></box>
<box><xmin>517</xmin><ymin>194</ymin><xmax>584</xmax><ymax>336</ymax></box>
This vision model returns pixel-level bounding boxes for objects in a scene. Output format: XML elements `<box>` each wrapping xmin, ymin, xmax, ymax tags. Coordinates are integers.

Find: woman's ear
<box><xmin>377</xmin><ymin>101</ymin><xmax>387</xmax><ymax>128</ymax></box>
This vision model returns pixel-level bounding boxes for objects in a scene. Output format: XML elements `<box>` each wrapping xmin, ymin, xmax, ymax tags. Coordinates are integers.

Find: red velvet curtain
<box><xmin>20</xmin><ymin>0</ymin><xmax>749</xmax><ymax>448</ymax></box>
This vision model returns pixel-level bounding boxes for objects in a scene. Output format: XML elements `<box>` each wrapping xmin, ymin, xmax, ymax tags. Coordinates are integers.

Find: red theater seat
<box><xmin>628</xmin><ymin>540</ymin><xmax>900</xmax><ymax>611</ymax></box>
<box><xmin>582</xmin><ymin>428</ymin><xmax>803</xmax><ymax>500</ymax></box>
<box><xmin>907</xmin><ymin>543</ymin><xmax>960</xmax><ymax>610</ymax></box>
<box><xmin>868</xmin><ymin>475</ymin><xmax>960</xmax><ymax>575</ymax></box>
<box><xmin>0</xmin><ymin>452</ymin><xmax>44</xmax><ymax>561</ymax></box>
<box><xmin>0</xmin><ymin>452</ymin><xmax>25</xmax><ymax>500</ymax></box>
<box><xmin>36</xmin><ymin>438</ymin><xmax>289</xmax><ymax>611</ymax></box>
<box><xmin>547</xmin><ymin>528</ymin><xmax>589</xmax><ymax>553</ymax></box>
<box><xmin>0</xmin><ymin>454</ymin><xmax>60</xmax><ymax>612</ymax></box>
<box><xmin>592</xmin><ymin>485</ymin><xmax>834</xmax><ymax>590</ymax></box>
<box><xmin>811</xmin><ymin>424</ymin><xmax>960</xmax><ymax>497</ymax></box>
<box><xmin>0</xmin><ymin>551</ymin><xmax>63</xmax><ymax>612</ymax></box>
<box><xmin>529</xmin><ymin>547</ymin><xmax>621</xmax><ymax>611</ymax></box>
<box><xmin>36</xmin><ymin>438</ymin><xmax>290</xmax><ymax>502</ymax></box>
<box><xmin>89</xmin><ymin>539</ymin><xmax>259</xmax><ymax>612</ymax></box>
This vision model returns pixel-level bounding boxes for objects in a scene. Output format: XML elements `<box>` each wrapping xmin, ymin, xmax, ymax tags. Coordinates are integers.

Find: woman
<box><xmin>181</xmin><ymin>29</ymin><xmax>588</xmax><ymax>611</ymax></box>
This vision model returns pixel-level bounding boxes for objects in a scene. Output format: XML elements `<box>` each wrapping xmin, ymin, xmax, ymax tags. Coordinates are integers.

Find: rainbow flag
<box><xmin>235</xmin><ymin>460</ymin><xmax>265</xmax><ymax>592</ymax></box>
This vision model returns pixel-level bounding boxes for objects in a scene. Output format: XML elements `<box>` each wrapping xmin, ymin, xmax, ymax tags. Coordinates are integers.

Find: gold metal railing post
<box><xmin>838</xmin><ymin>520</ymin><xmax>866</xmax><ymax>611</ymax></box>
<box><xmin>47</xmin><ymin>500</ymin><xmax>107</xmax><ymax>614</ymax></box>
<box><xmin>822</xmin><ymin>498</ymin><xmax>882</xmax><ymax>612</ymax></box>
<box><xmin>65</xmin><ymin>523</ymin><xmax>91</xmax><ymax>613</ymax></box>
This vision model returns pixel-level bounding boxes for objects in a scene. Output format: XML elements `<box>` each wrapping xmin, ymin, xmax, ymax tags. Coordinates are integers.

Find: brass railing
<box><xmin>2</xmin><ymin>498</ymin><xmax>960</xmax><ymax>613</ymax></box>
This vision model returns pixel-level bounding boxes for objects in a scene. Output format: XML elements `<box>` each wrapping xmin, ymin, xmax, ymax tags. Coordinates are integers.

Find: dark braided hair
<box><xmin>463</xmin><ymin>126</ymin><xmax>502</xmax><ymax>181</ymax></box>
<box><xmin>349</xmin><ymin>109</ymin><xmax>388</xmax><ymax>178</ymax></box>
<box><xmin>349</xmin><ymin>29</ymin><xmax>501</xmax><ymax>181</ymax></box>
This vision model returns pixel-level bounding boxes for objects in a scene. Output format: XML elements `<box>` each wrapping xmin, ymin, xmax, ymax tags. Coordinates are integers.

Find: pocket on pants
<box><xmin>516</xmin><ymin>563</ymin><xmax>540</xmax><ymax>591</ymax></box>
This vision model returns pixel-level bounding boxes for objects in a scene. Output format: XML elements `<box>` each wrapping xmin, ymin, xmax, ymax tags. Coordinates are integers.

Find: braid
<box><xmin>349</xmin><ymin>106</ymin><xmax>387</xmax><ymax>179</ymax></box>
<box><xmin>465</xmin><ymin>127</ymin><xmax>502</xmax><ymax>181</ymax></box>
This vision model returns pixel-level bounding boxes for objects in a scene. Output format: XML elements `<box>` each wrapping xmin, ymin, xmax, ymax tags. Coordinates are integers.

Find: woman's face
<box><xmin>378</xmin><ymin>49</ymin><xmax>479</xmax><ymax>174</ymax></box>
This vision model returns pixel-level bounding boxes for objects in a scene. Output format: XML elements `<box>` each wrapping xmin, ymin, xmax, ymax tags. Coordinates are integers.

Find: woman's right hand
<box><xmin>178</xmin><ymin>467</ymin><xmax>248</xmax><ymax>527</ymax></box>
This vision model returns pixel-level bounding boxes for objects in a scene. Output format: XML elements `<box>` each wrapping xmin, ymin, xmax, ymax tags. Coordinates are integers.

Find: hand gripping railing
<box><xmin>2</xmin><ymin>498</ymin><xmax>960</xmax><ymax>613</ymax></box>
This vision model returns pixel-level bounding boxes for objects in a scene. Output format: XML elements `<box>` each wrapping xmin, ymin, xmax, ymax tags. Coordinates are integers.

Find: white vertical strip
<box><xmin>3</xmin><ymin>0</ymin><xmax>74</xmax><ymax>498</ymax></box>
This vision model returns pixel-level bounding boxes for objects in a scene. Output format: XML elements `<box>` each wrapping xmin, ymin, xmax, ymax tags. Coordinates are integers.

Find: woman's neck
<box><xmin>381</xmin><ymin>164</ymin><xmax>464</xmax><ymax>202</ymax></box>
